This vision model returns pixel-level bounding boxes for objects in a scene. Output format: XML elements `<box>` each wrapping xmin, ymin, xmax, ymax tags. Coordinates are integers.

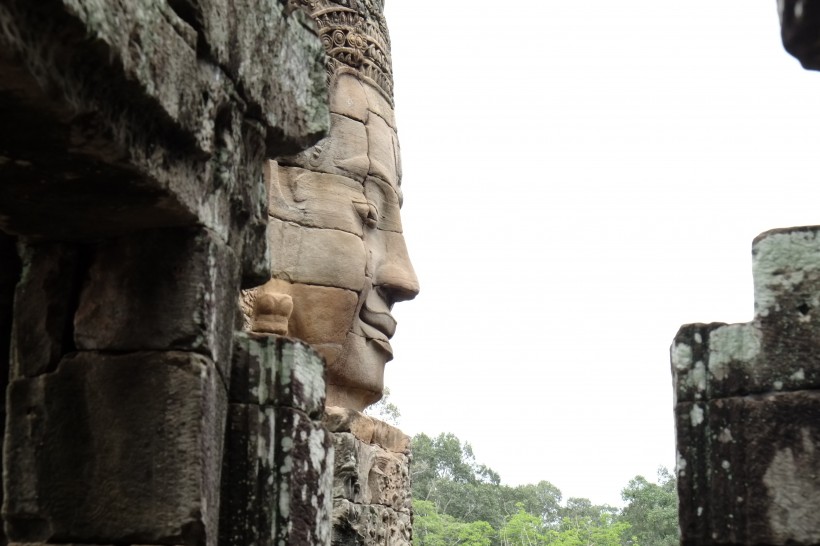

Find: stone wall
<box><xmin>324</xmin><ymin>408</ymin><xmax>413</xmax><ymax>546</ymax></box>
<box><xmin>672</xmin><ymin>227</ymin><xmax>820</xmax><ymax>545</ymax></box>
<box><xmin>0</xmin><ymin>1</ymin><xmax>332</xmax><ymax>545</ymax></box>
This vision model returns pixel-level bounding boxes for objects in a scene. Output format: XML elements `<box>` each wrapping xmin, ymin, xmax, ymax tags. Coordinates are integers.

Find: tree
<box><xmin>414</xmin><ymin>499</ymin><xmax>495</xmax><ymax>546</ymax></box>
<box><xmin>410</xmin><ymin>432</ymin><xmax>656</xmax><ymax>546</ymax></box>
<box><xmin>499</xmin><ymin>505</ymin><xmax>546</xmax><ymax>546</ymax></box>
<box><xmin>364</xmin><ymin>386</ymin><xmax>401</xmax><ymax>425</ymax></box>
<box><xmin>505</xmin><ymin>481</ymin><xmax>563</xmax><ymax>528</ymax></box>
<box><xmin>620</xmin><ymin>467</ymin><xmax>679</xmax><ymax>546</ymax></box>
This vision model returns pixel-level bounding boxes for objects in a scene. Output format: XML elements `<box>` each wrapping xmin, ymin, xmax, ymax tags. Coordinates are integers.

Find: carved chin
<box><xmin>321</xmin><ymin>333</ymin><xmax>390</xmax><ymax>410</ymax></box>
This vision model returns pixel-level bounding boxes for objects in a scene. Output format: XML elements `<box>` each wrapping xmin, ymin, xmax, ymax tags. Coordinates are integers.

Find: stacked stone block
<box><xmin>324</xmin><ymin>408</ymin><xmax>412</xmax><ymax>546</ymax></box>
<box><xmin>221</xmin><ymin>334</ymin><xmax>334</xmax><ymax>546</ymax></box>
<box><xmin>0</xmin><ymin>1</ymin><xmax>330</xmax><ymax>545</ymax></box>
<box><xmin>673</xmin><ymin>226</ymin><xmax>820</xmax><ymax>545</ymax></box>
<box><xmin>4</xmin><ymin>232</ymin><xmax>233</xmax><ymax>546</ymax></box>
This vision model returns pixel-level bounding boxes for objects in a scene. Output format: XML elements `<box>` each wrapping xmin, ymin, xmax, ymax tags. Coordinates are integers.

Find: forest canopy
<box><xmin>410</xmin><ymin>432</ymin><xmax>679</xmax><ymax>546</ymax></box>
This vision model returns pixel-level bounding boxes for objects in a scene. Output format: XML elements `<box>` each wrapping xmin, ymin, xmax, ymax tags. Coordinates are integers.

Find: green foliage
<box><xmin>414</xmin><ymin>499</ymin><xmax>495</xmax><ymax>546</ymax></box>
<box><xmin>363</xmin><ymin>386</ymin><xmax>401</xmax><ymax>425</ymax></box>
<box><xmin>410</xmin><ymin>432</ymin><xmax>652</xmax><ymax>546</ymax></box>
<box><xmin>619</xmin><ymin>467</ymin><xmax>679</xmax><ymax>546</ymax></box>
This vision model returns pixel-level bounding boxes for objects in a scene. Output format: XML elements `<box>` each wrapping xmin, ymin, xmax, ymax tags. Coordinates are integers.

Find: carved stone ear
<box><xmin>252</xmin><ymin>292</ymin><xmax>294</xmax><ymax>335</ymax></box>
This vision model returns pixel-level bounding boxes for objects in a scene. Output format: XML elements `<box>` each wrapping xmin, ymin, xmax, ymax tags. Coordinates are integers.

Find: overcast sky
<box><xmin>379</xmin><ymin>0</ymin><xmax>820</xmax><ymax>507</ymax></box>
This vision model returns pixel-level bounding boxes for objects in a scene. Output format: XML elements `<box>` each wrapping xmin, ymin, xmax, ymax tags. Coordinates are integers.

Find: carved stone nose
<box><xmin>376</xmin><ymin>262</ymin><xmax>419</xmax><ymax>303</ymax></box>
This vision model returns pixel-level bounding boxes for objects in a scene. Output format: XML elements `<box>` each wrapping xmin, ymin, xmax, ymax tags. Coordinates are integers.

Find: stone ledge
<box><xmin>323</xmin><ymin>406</ymin><xmax>410</xmax><ymax>454</ymax></box>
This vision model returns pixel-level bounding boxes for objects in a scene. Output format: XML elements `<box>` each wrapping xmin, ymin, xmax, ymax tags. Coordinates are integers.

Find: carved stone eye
<box><xmin>354</xmin><ymin>200</ymin><xmax>379</xmax><ymax>228</ymax></box>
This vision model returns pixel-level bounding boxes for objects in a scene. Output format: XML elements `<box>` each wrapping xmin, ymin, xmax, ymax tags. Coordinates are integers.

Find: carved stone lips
<box><xmin>359</xmin><ymin>305</ymin><xmax>397</xmax><ymax>341</ymax></box>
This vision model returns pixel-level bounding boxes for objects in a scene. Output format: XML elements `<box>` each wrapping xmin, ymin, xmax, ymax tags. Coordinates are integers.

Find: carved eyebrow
<box><xmin>366</xmin><ymin>176</ymin><xmax>401</xmax><ymax>205</ymax></box>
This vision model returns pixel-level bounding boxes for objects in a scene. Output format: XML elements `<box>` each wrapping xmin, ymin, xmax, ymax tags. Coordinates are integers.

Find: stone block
<box><xmin>275</xmin><ymin>407</ymin><xmax>334</xmax><ymax>546</ymax></box>
<box><xmin>279</xmin><ymin>281</ymin><xmax>358</xmax><ymax>347</ymax></box>
<box><xmin>671</xmin><ymin>323</ymin><xmax>726</xmax><ymax>403</ymax></box>
<box><xmin>673</xmin><ymin>320</ymin><xmax>820</xmax><ymax>401</ymax></box>
<box><xmin>230</xmin><ymin>333</ymin><xmax>325</xmax><ymax>417</ymax></box>
<box><xmin>332</xmin><ymin>433</ymin><xmax>410</xmax><ymax>512</ymax></box>
<box><xmin>3</xmin><ymin>351</ymin><xmax>226</xmax><ymax>546</ymax></box>
<box><xmin>64</xmin><ymin>0</ymin><xmax>209</xmax><ymax>144</ymax></box>
<box><xmin>188</xmin><ymin>0</ymin><xmax>328</xmax><ymax>153</ymax></box>
<box><xmin>362</xmin><ymin>79</ymin><xmax>396</xmax><ymax>130</ymax></box>
<box><xmin>74</xmin><ymin>228</ymin><xmax>239</xmax><ymax>381</ymax></box>
<box><xmin>219</xmin><ymin>403</ymin><xmax>277</xmax><ymax>546</ymax></box>
<box><xmin>268</xmin><ymin>218</ymin><xmax>366</xmax><ymax>292</ymax></box>
<box><xmin>332</xmin><ymin>499</ymin><xmax>411</xmax><ymax>546</ymax></box>
<box><xmin>329</xmin><ymin>74</ymin><xmax>369</xmax><ymax>123</ymax></box>
<box><xmin>676</xmin><ymin>391</ymin><xmax>820</xmax><ymax>545</ymax></box>
<box><xmin>280</xmin><ymin>114</ymin><xmax>369</xmax><ymax>181</ymax></box>
<box><xmin>10</xmin><ymin>242</ymin><xmax>82</xmax><ymax>379</ymax></box>
<box><xmin>323</xmin><ymin>407</ymin><xmax>410</xmax><ymax>454</ymax></box>
<box><xmin>365</xmin><ymin>114</ymin><xmax>398</xmax><ymax>187</ymax></box>
<box><xmin>228</xmin><ymin>117</ymin><xmax>272</xmax><ymax>289</ymax></box>
<box><xmin>270</xmin><ymin>165</ymin><xmax>365</xmax><ymax>236</ymax></box>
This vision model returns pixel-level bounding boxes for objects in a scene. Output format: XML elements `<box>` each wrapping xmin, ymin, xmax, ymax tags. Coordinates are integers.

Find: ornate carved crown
<box><xmin>290</xmin><ymin>0</ymin><xmax>394</xmax><ymax>104</ymax></box>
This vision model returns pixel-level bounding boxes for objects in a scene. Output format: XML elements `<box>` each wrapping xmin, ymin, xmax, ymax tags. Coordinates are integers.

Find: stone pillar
<box><xmin>324</xmin><ymin>408</ymin><xmax>412</xmax><ymax>546</ymax></box>
<box><xmin>220</xmin><ymin>334</ymin><xmax>334</xmax><ymax>546</ymax></box>
<box><xmin>4</xmin><ymin>229</ymin><xmax>237</xmax><ymax>546</ymax></box>
<box><xmin>672</xmin><ymin>226</ymin><xmax>820</xmax><ymax>545</ymax></box>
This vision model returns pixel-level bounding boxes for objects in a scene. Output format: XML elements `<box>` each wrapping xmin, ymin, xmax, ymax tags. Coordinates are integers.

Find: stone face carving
<box><xmin>246</xmin><ymin>0</ymin><xmax>419</xmax><ymax>411</ymax></box>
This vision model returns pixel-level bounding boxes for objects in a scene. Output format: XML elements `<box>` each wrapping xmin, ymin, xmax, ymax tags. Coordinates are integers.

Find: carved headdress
<box><xmin>290</xmin><ymin>0</ymin><xmax>394</xmax><ymax>104</ymax></box>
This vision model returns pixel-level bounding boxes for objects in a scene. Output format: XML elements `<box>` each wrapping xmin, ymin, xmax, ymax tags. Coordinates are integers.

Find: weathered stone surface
<box><xmin>246</xmin><ymin>0</ymin><xmax>420</xmax><ymax>412</ymax></box>
<box><xmin>4</xmin><ymin>351</ymin><xmax>225</xmax><ymax>546</ymax></box>
<box><xmin>678</xmin><ymin>391</ymin><xmax>820</xmax><ymax>545</ymax></box>
<box><xmin>268</xmin><ymin>217</ymin><xmax>367</xmax><ymax>291</ymax></box>
<box><xmin>275</xmin><ymin>407</ymin><xmax>335</xmax><ymax>546</ymax></box>
<box><xmin>327</xmin><ymin>409</ymin><xmax>412</xmax><ymax>546</ymax></box>
<box><xmin>9</xmin><ymin>243</ymin><xmax>82</xmax><ymax>380</ymax></box>
<box><xmin>674</xmin><ymin>226</ymin><xmax>820</xmax><ymax>545</ymax></box>
<box><xmin>222</xmin><ymin>336</ymin><xmax>334</xmax><ymax>546</ymax></box>
<box><xmin>219</xmin><ymin>403</ymin><xmax>277</xmax><ymax>546</ymax></box>
<box><xmin>269</xmin><ymin>164</ymin><xmax>366</xmax><ymax>236</ymax></box>
<box><xmin>280</xmin><ymin>114</ymin><xmax>370</xmax><ymax>181</ymax></box>
<box><xmin>254</xmin><ymin>279</ymin><xmax>359</xmax><ymax>347</ymax></box>
<box><xmin>74</xmin><ymin>228</ymin><xmax>238</xmax><ymax>381</ymax></box>
<box><xmin>177</xmin><ymin>0</ymin><xmax>328</xmax><ymax>152</ymax></box>
<box><xmin>671</xmin><ymin>322</ymin><xmax>728</xmax><ymax>403</ymax></box>
<box><xmin>328</xmin><ymin>74</ymin><xmax>369</xmax><ymax>123</ymax></box>
<box><xmin>332</xmin><ymin>433</ymin><xmax>410</xmax><ymax>511</ymax></box>
<box><xmin>0</xmin><ymin>0</ymin><xmax>326</xmax><ymax>157</ymax></box>
<box><xmin>332</xmin><ymin>499</ymin><xmax>411</xmax><ymax>546</ymax></box>
<box><xmin>324</xmin><ymin>407</ymin><xmax>411</xmax><ymax>454</ymax></box>
<box><xmin>361</xmin><ymin>80</ymin><xmax>396</xmax><ymax>130</ymax></box>
<box><xmin>0</xmin><ymin>0</ymin><xmax>328</xmax><ymax>287</ymax></box>
<box><xmin>230</xmin><ymin>333</ymin><xmax>326</xmax><ymax>417</ymax></box>
<box><xmin>1</xmin><ymin>1</ymin><xmax>336</xmax><ymax>545</ymax></box>
<box><xmin>365</xmin><ymin>115</ymin><xmax>398</xmax><ymax>186</ymax></box>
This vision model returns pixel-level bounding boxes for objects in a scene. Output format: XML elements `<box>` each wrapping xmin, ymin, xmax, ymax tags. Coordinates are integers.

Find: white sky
<box><xmin>381</xmin><ymin>0</ymin><xmax>820</xmax><ymax>507</ymax></box>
